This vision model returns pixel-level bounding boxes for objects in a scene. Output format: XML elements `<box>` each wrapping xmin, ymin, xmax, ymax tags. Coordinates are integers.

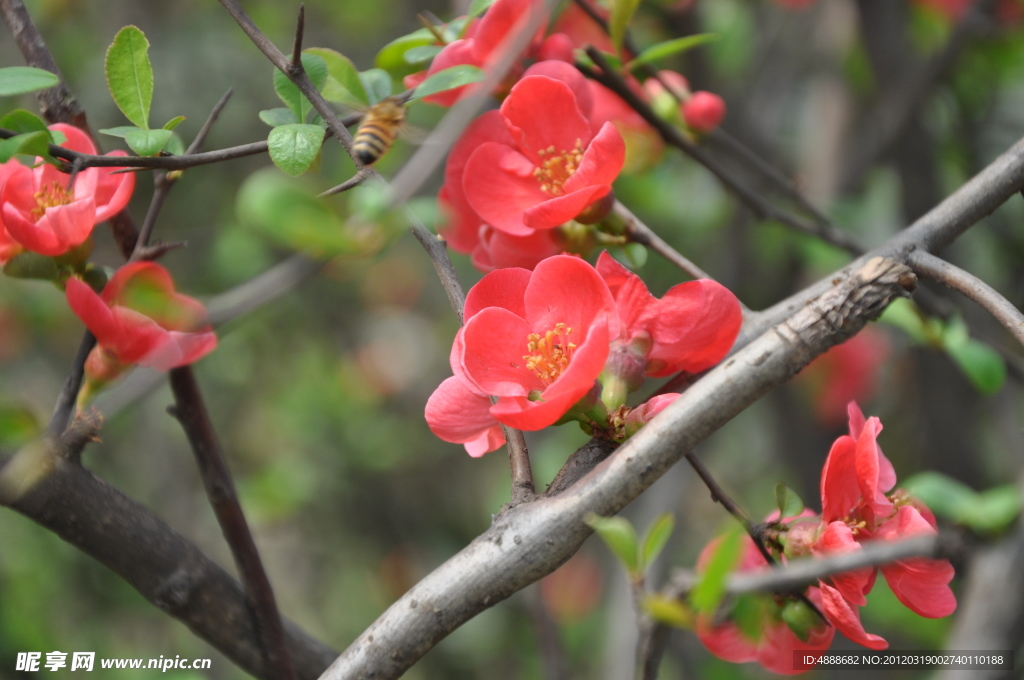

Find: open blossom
<box><xmin>451</xmin><ymin>255</ymin><xmax>616</xmax><ymax>431</ymax></box>
<box><xmin>66</xmin><ymin>263</ymin><xmax>217</xmax><ymax>397</ymax></box>
<box><xmin>438</xmin><ymin>61</ymin><xmax>609</xmax><ymax>272</ymax></box>
<box><xmin>0</xmin><ymin>161</ymin><xmax>21</xmax><ymax>265</ymax></box>
<box><xmin>427</xmin><ymin>253</ymin><xmax>742</xmax><ymax>452</ymax></box>
<box><xmin>461</xmin><ymin>74</ymin><xmax>625</xmax><ymax>236</ymax></box>
<box><xmin>697</xmin><ymin>402</ymin><xmax>956</xmax><ymax>672</ymax></box>
<box><xmin>0</xmin><ymin>124</ymin><xmax>134</xmax><ymax>259</ymax></box>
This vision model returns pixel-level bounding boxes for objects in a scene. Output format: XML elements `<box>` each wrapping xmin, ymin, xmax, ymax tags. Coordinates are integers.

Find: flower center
<box><xmin>532</xmin><ymin>140</ymin><xmax>585</xmax><ymax>196</ymax></box>
<box><xmin>524</xmin><ymin>322</ymin><xmax>576</xmax><ymax>386</ymax></box>
<box><xmin>32</xmin><ymin>182</ymin><xmax>74</xmax><ymax>217</ymax></box>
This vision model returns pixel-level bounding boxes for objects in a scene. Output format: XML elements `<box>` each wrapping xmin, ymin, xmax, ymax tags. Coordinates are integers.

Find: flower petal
<box><xmin>522</xmin><ymin>184</ymin><xmax>611</xmax><ymax>230</ymax></box>
<box><xmin>814</xmin><ymin>521</ymin><xmax>874</xmax><ymax>606</ymax></box>
<box><xmin>854</xmin><ymin>416</ymin><xmax>894</xmax><ymax>520</ymax></box>
<box><xmin>820</xmin><ymin>435</ymin><xmax>859</xmax><ymax>524</ymax></box>
<box><xmin>426</xmin><ymin>376</ymin><xmax>506</xmax><ymax>457</ymax></box>
<box><xmin>66</xmin><ymin>276</ymin><xmax>119</xmax><ymax>346</ymax></box>
<box><xmin>644</xmin><ymin>279</ymin><xmax>742</xmax><ymax>377</ymax></box>
<box><xmin>459</xmin><ymin>306</ymin><xmax>540</xmax><ymax>396</ymax></box>
<box><xmin>523</xmin><ymin>254</ymin><xmax>617</xmax><ymax>338</ymax></box>
<box><xmin>464</xmin><ymin>142</ymin><xmax>547</xmax><ymax>236</ymax></box>
<box><xmin>819</xmin><ymin>582</ymin><xmax>888</xmax><ymax>650</ymax></box>
<box><xmin>501</xmin><ymin>76</ymin><xmax>591</xmax><ymax>164</ymax></box>
<box><xmin>464</xmin><ymin>266</ymin><xmax>532</xmax><ymax>320</ymax></box>
<box><xmin>561</xmin><ymin>122</ymin><xmax>625</xmax><ymax>195</ymax></box>
<box><xmin>877</xmin><ymin>505</ymin><xmax>956</xmax><ymax>618</ymax></box>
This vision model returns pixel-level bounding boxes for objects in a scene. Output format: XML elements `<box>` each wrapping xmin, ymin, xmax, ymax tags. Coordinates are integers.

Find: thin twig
<box><xmin>291</xmin><ymin>4</ymin><xmax>305</xmax><ymax>68</ymax></box>
<box><xmin>908</xmin><ymin>249</ymin><xmax>1024</xmax><ymax>348</ymax></box>
<box><xmin>663</xmin><ymin>533</ymin><xmax>953</xmax><ymax>600</ymax></box>
<box><xmin>318</xmin><ymin>167</ymin><xmax>373</xmax><ymax>198</ymax></box>
<box><xmin>501</xmin><ymin>425</ymin><xmax>535</xmax><ymax>504</ymax></box>
<box><xmin>45</xmin><ymin>332</ymin><xmax>95</xmax><ymax>438</ymax></box>
<box><xmin>168</xmin><ymin>368</ymin><xmax>298</xmax><ymax>680</ymax></box>
<box><xmin>130</xmin><ymin>89</ymin><xmax>235</xmax><ymax>259</ymax></box>
<box><xmin>614</xmin><ymin>201</ymin><xmax>714</xmax><ymax>281</ymax></box>
<box><xmin>579</xmin><ymin>48</ymin><xmax>866</xmax><ymax>255</ymax></box>
<box><xmin>571</xmin><ymin>0</ymin><xmax>836</xmax><ymax>230</ymax></box>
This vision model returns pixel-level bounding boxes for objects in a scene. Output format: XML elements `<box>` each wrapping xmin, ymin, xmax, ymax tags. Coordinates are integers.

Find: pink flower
<box><xmin>682</xmin><ymin>91</ymin><xmax>726</xmax><ymax>133</ymax></box>
<box><xmin>622</xmin><ymin>393</ymin><xmax>679</xmax><ymax>438</ymax></box>
<box><xmin>66</xmin><ymin>262</ymin><xmax>217</xmax><ymax>392</ymax></box>
<box><xmin>696</xmin><ymin>535</ymin><xmax>834</xmax><ymax>675</ymax></box>
<box><xmin>0</xmin><ymin>124</ymin><xmax>134</xmax><ymax>258</ymax></box>
<box><xmin>0</xmin><ymin>160</ymin><xmax>22</xmax><ymax>265</ymax></box>
<box><xmin>820</xmin><ymin>403</ymin><xmax>897</xmax><ymax>526</ymax></box>
<box><xmin>425</xmin><ymin>375</ymin><xmax>505</xmax><ymax>457</ymax></box>
<box><xmin>452</xmin><ymin>255</ymin><xmax>616</xmax><ymax>431</ymax></box>
<box><xmin>596</xmin><ymin>251</ymin><xmax>742</xmax><ymax>378</ymax></box>
<box><xmin>462</xmin><ymin>75</ymin><xmax>625</xmax><ymax>236</ymax></box>
<box><xmin>413</xmin><ymin>0</ymin><xmax>548</xmax><ymax>106</ymax></box>
<box><xmin>875</xmin><ymin>505</ymin><xmax>956</xmax><ymax>618</ymax></box>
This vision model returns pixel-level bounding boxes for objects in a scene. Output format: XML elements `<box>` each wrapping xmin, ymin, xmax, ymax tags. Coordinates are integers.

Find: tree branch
<box><xmin>168</xmin><ymin>368</ymin><xmax>298</xmax><ymax>680</ymax></box>
<box><xmin>908</xmin><ymin>249</ymin><xmax>1024</xmax><ymax>348</ymax></box>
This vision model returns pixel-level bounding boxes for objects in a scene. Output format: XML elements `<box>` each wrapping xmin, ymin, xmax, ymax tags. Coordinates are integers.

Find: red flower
<box><xmin>66</xmin><ymin>263</ymin><xmax>217</xmax><ymax>394</ymax></box>
<box><xmin>696</xmin><ymin>535</ymin><xmax>834</xmax><ymax>675</ymax></box>
<box><xmin>425</xmin><ymin>375</ymin><xmax>505</xmax><ymax>457</ymax></box>
<box><xmin>596</xmin><ymin>251</ymin><xmax>742</xmax><ymax>378</ymax></box>
<box><xmin>462</xmin><ymin>75</ymin><xmax>625</xmax><ymax>236</ymax></box>
<box><xmin>875</xmin><ymin>505</ymin><xmax>957</xmax><ymax>618</ymax></box>
<box><xmin>452</xmin><ymin>255</ymin><xmax>616</xmax><ymax>430</ymax></box>
<box><xmin>0</xmin><ymin>160</ymin><xmax>22</xmax><ymax>265</ymax></box>
<box><xmin>820</xmin><ymin>402</ymin><xmax>897</xmax><ymax>526</ymax></box>
<box><xmin>413</xmin><ymin>0</ymin><xmax>548</xmax><ymax>106</ymax></box>
<box><xmin>0</xmin><ymin>124</ymin><xmax>134</xmax><ymax>257</ymax></box>
<box><xmin>682</xmin><ymin>91</ymin><xmax>726</xmax><ymax>133</ymax></box>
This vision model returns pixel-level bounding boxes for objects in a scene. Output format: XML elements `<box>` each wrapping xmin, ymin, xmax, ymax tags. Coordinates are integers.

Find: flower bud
<box><xmin>682</xmin><ymin>92</ymin><xmax>726</xmax><ymax>133</ymax></box>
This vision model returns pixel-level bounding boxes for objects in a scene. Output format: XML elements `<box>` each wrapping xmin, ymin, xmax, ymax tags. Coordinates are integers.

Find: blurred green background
<box><xmin>2</xmin><ymin>0</ymin><xmax>1024</xmax><ymax>678</ymax></box>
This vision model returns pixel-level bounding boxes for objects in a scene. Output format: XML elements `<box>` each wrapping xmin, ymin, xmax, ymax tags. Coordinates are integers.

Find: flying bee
<box><xmin>352</xmin><ymin>96</ymin><xmax>408</xmax><ymax>166</ymax></box>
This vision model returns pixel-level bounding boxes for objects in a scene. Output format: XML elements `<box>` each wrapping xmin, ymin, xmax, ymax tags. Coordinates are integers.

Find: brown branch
<box><xmin>318</xmin><ymin>167</ymin><xmax>373</xmax><ymax>198</ymax></box>
<box><xmin>0</xmin><ymin>449</ymin><xmax>336</xmax><ymax>680</ymax></box>
<box><xmin>0</xmin><ymin>0</ymin><xmax>87</xmax><ymax>129</ymax></box>
<box><xmin>908</xmin><ymin>249</ymin><xmax>1024</xmax><ymax>348</ymax></box>
<box><xmin>501</xmin><ymin>425</ymin><xmax>535</xmax><ymax>504</ymax></box>
<box><xmin>291</xmin><ymin>4</ymin><xmax>306</xmax><ymax>68</ymax></box>
<box><xmin>168</xmin><ymin>368</ymin><xmax>298</xmax><ymax>680</ymax></box>
<box><xmin>45</xmin><ymin>331</ymin><xmax>95</xmax><ymax>438</ymax></box>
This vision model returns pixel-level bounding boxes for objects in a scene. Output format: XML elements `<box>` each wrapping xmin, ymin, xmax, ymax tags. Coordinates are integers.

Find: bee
<box><xmin>352</xmin><ymin>96</ymin><xmax>407</xmax><ymax>166</ymax></box>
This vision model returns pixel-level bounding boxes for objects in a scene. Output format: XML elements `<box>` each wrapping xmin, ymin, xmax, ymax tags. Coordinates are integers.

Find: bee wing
<box><xmin>397</xmin><ymin>123</ymin><xmax>428</xmax><ymax>145</ymax></box>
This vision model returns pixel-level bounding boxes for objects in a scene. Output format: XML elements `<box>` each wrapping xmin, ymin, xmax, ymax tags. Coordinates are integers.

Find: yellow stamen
<box><xmin>531</xmin><ymin>139</ymin><xmax>585</xmax><ymax>196</ymax></box>
<box><xmin>523</xmin><ymin>323</ymin><xmax>576</xmax><ymax>386</ymax></box>
<box><xmin>31</xmin><ymin>182</ymin><xmax>73</xmax><ymax>218</ymax></box>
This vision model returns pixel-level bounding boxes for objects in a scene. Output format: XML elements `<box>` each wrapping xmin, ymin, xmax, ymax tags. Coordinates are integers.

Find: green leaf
<box><xmin>306</xmin><ymin>48</ymin><xmax>369</xmax><ymax>109</ymax></box>
<box><xmin>775</xmin><ymin>483</ymin><xmax>805</xmax><ymax>519</ymax></box>
<box><xmin>642</xmin><ymin>593</ymin><xmax>693</xmax><ymax>628</ymax></box>
<box><xmin>640</xmin><ymin>513</ymin><xmax>675</xmax><ymax>571</ymax></box>
<box><xmin>163</xmin><ymin>132</ymin><xmax>185</xmax><ymax>156</ymax></box>
<box><xmin>879</xmin><ymin>298</ymin><xmax>941</xmax><ymax>345</ymax></box>
<box><xmin>162</xmin><ymin>115</ymin><xmax>185</xmax><ymax>131</ymax></box>
<box><xmin>259</xmin><ymin>108</ymin><xmax>299</xmax><ymax>127</ymax></box>
<box><xmin>941</xmin><ymin>318</ymin><xmax>1006</xmax><ymax>394</ymax></box>
<box><xmin>3</xmin><ymin>252</ymin><xmax>60</xmax><ymax>282</ymax></box>
<box><xmin>124</xmin><ymin>128</ymin><xmax>173</xmax><ymax>156</ymax></box>
<box><xmin>105</xmin><ymin>26</ymin><xmax>154</xmax><ymax>129</ymax></box>
<box><xmin>691</xmin><ymin>526</ymin><xmax>743</xmax><ymax>613</ymax></box>
<box><xmin>410</xmin><ymin>65</ymin><xmax>485</xmax><ymax>101</ymax></box>
<box><xmin>359</xmin><ymin>68</ymin><xmax>393</xmax><ymax>105</ymax></box>
<box><xmin>273</xmin><ymin>53</ymin><xmax>329</xmax><ymax>122</ymax></box>
<box><xmin>467</xmin><ymin>0</ymin><xmax>497</xmax><ymax>17</ymax></box>
<box><xmin>732</xmin><ymin>594</ymin><xmax>770</xmax><ymax>641</ymax></box>
<box><xmin>610</xmin><ymin>0</ymin><xmax>642</xmax><ymax>53</ymax></box>
<box><xmin>267</xmin><ymin>123</ymin><xmax>325</xmax><ymax>176</ymax></box>
<box><xmin>0</xmin><ymin>131</ymin><xmax>52</xmax><ymax>162</ymax></box>
<box><xmin>781</xmin><ymin>599</ymin><xmax>818</xmax><ymax>643</ymax></box>
<box><xmin>965</xmin><ymin>486</ymin><xmax>1023</xmax><ymax>534</ymax></box>
<box><xmin>98</xmin><ymin>125</ymin><xmax>142</xmax><ymax>139</ymax></box>
<box><xmin>403</xmin><ymin>44</ymin><xmax>443</xmax><ymax>65</ymax></box>
<box><xmin>0</xmin><ymin>66</ymin><xmax>59</xmax><ymax>96</ymax></box>
<box><xmin>627</xmin><ymin>34</ymin><xmax>720</xmax><ymax>70</ymax></box>
<box><xmin>375</xmin><ymin>30</ymin><xmax>437</xmax><ymax>78</ymax></box>
<box><xmin>585</xmin><ymin>513</ymin><xmax>639</xmax><ymax>575</ymax></box>
<box><xmin>0</xmin><ymin>109</ymin><xmax>49</xmax><ymax>134</ymax></box>
<box><xmin>237</xmin><ymin>169</ymin><xmax>360</xmax><ymax>256</ymax></box>
<box><xmin>903</xmin><ymin>471</ymin><xmax>1022</xmax><ymax>534</ymax></box>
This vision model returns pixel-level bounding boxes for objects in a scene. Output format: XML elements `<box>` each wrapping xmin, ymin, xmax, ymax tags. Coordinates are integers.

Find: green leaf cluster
<box><xmin>102</xmin><ymin>26</ymin><xmax>184</xmax><ymax>156</ymax></box>
<box><xmin>903</xmin><ymin>471</ymin><xmax>1021</xmax><ymax>535</ymax></box>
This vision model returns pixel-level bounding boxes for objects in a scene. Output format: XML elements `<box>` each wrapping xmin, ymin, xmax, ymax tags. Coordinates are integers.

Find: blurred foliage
<box><xmin>1</xmin><ymin>0</ymin><xmax>1024</xmax><ymax>679</ymax></box>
